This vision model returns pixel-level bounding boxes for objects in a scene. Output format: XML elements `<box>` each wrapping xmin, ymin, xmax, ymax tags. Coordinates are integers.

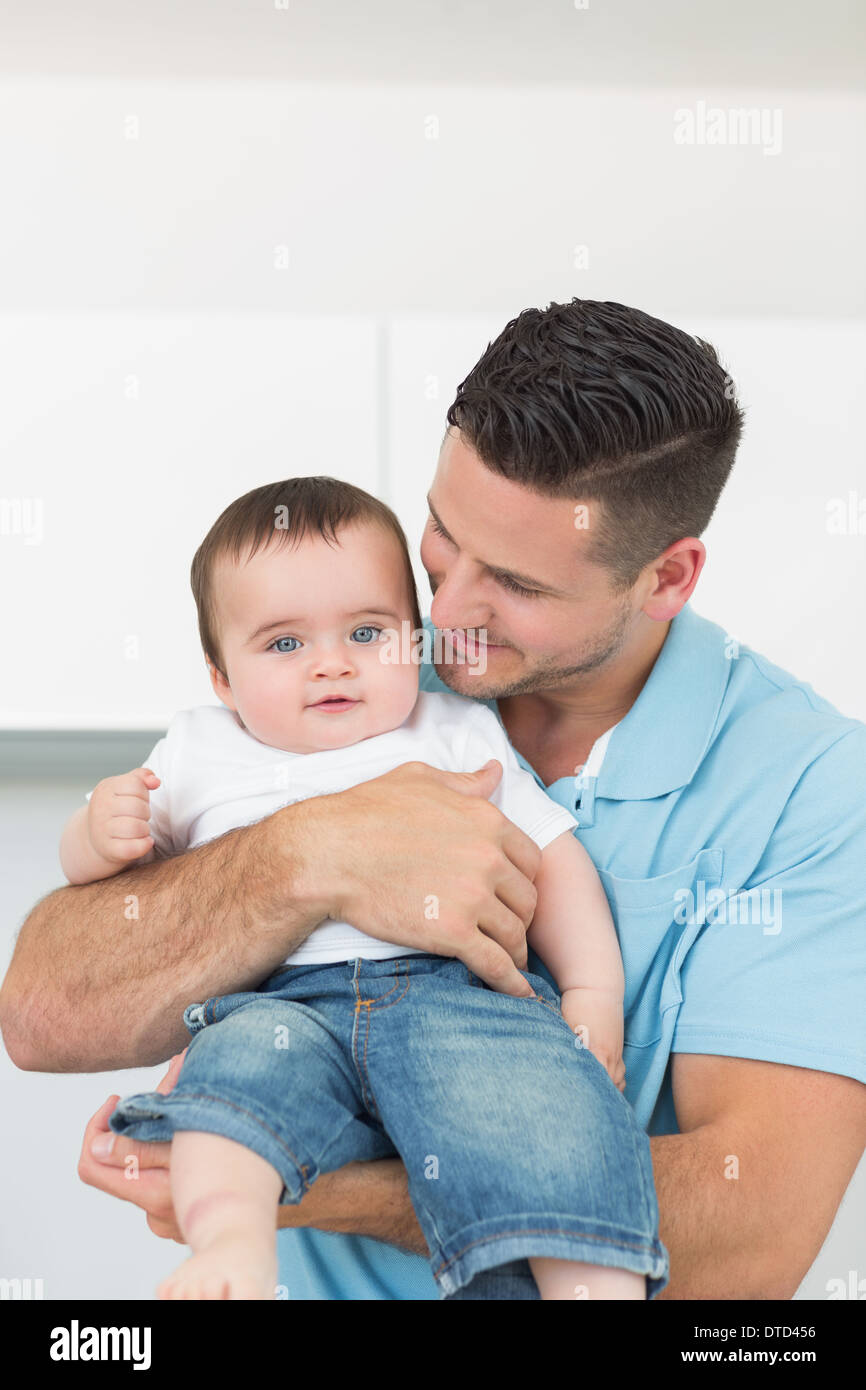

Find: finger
<box><xmin>127</xmin><ymin>766</ymin><xmax>161</xmax><ymax>786</ymax></box>
<box><xmin>78</xmin><ymin>1096</ymin><xmax>176</xmax><ymax>1226</ymax></box>
<box><xmin>156</xmin><ymin>1049</ymin><xmax>188</xmax><ymax>1094</ymax></box>
<box><xmin>491</xmin><ymin>858</ymin><xmax>538</xmax><ymax>935</ymax></box>
<box><xmin>107</xmin><ymin>794</ymin><xmax>154</xmax><ymax>817</ymax></box>
<box><xmin>107</xmin><ymin>816</ymin><xmax>154</xmax><ymax>839</ymax></box>
<box><xmin>476</xmin><ymin>897</ymin><xmax>529</xmax><ymax>970</ymax></box>
<box><xmin>78</xmin><ymin>1095</ymin><xmax>134</xmax><ymax>1190</ymax></box>
<box><xmin>421</xmin><ymin>760</ymin><xmax>504</xmax><ymax>797</ymax></box>
<box><xmin>146</xmin><ymin>1212</ymin><xmax>184</xmax><ymax>1244</ymax></box>
<box><xmin>456</xmin><ymin>932</ymin><xmax>535</xmax><ymax>997</ymax></box>
<box><xmin>108</xmin><ymin>771</ymin><xmax>158</xmax><ymax>797</ymax></box>
<box><xmin>105</xmin><ymin>822</ymin><xmax>153</xmax><ymax>845</ymax></box>
<box><xmin>499</xmin><ymin>817</ymin><xmax>543</xmax><ymax>887</ymax></box>
<box><xmin>87</xmin><ymin>1119</ymin><xmax>172</xmax><ymax>1171</ymax></box>
<box><xmin>81</xmin><ymin>1154</ymin><xmax>174</xmax><ymax>1218</ymax></box>
<box><xmin>100</xmin><ymin>837</ymin><xmax>153</xmax><ymax>862</ymax></box>
<box><xmin>79</xmin><ymin>1093</ymin><xmax>122</xmax><ymax>1165</ymax></box>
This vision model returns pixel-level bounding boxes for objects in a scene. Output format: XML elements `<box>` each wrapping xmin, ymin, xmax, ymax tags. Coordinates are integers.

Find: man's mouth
<box><xmin>444</xmin><ymin>629</ymin><xmax>508</xmax><ymax>656</ymax></box>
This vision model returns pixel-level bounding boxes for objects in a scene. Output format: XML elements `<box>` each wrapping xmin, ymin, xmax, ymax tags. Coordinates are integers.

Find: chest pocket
<box><xmin>596</xmin><ymin>848</ymin><xmax>724</xmax><ymax>1050</ymax></box>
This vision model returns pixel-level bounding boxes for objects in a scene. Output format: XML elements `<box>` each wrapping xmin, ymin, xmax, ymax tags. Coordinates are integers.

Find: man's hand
<box><xmin>303</xmin><ymin>759</ymin><xmax>541</xmax><ymax>997</ymax></box>
<box><xmin>78</xmin><ymin>1051</ymin><xmax>185</xmax><ymax>1242</ymax></box>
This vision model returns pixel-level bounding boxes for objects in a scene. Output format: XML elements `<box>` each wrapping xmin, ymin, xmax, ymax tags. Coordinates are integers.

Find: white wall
<box><xmin>0</xmin><ymin>69</ymin><xmax>863</xmax><ymax>726</ymax></box>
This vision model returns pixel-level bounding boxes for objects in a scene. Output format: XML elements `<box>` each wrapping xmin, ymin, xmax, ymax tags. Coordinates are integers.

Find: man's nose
<box><xmin>429</xmin><ymin>565</ymin><xmax>491</xmax><ymax>633</ymax></box>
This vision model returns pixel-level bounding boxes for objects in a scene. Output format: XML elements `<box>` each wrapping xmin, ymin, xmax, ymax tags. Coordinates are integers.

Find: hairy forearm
<box><xmin>650</xmin><ymin>1127</ymin><xmax>797</xmax><ymax>1300</ymax></box>
<box><xmin>1</xmin><ymin>801</ymin><xmax>329</xmax><ymax>1073</ymax></box>
<box><xmin>277</xmin><ymin>1160</ymin><xmax>429</xmax><ymax>1256</ymax></box>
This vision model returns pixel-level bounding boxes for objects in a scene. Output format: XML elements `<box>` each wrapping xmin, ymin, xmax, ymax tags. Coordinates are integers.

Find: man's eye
<box><xmin>269</xmin><ymin>636</ymin><xmax>301</xmax><ymax>653</ymax></box>
<box><xmin>351</xmin><ymin>626</ymin><xmax>382</xmax><ymax>644</ymax></box>
<box><xmin>498</xmin><ymin>574</ymin><xmax>538</xmax><ymax>598</ymax></box>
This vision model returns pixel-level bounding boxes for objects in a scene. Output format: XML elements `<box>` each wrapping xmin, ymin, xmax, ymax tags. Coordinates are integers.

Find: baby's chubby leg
<box><xmin>530</xmin><ymin>1256</ymin><xmax>646</xmax><ymax>1301</ymax></box>
<box><xmin>158</xmin><ymin>1131</ymin><xmax>284</xmax><ymax>1301</ymax></box>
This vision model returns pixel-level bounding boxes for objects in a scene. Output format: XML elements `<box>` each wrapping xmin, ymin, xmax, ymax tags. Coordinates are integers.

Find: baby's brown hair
<box><xmin>191</xmin><ymin>476</ymin><xmax>423</xmax><ymax>680</ymax></box>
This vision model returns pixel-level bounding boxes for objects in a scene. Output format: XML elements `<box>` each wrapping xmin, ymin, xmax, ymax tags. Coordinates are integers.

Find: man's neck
<box><xmin>497</xmin><ymin>619</ymin><xmax>671</xmax><ymax>781</ymax></box>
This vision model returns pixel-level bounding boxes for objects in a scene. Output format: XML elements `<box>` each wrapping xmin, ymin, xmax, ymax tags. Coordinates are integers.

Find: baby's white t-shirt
<box><xmin>92</xmin><ymin>690</ymin><xmax>577</xmax><ymax>965</ymax></box>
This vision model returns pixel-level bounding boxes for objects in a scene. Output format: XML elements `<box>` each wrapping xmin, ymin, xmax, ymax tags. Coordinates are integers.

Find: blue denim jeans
<box><xmin>110</xmin><ymin>954</ymin><xmax>669</xmax><ymax>1299</ymax></box>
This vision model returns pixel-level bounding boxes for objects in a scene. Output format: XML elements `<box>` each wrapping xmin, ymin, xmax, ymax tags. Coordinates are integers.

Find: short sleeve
<box><xmin>459</xmin><ymin>704</ymin><xmax>577</xmax><ymax>850</ymax></box>
<box><xmin>85</xmin><ymin>733</ymin><xmax>176</xmax><ymax>858</ymax></box>
<box><xmin>671</xmin><ymin>725</ymin><xmax>866</xmax><ymax>1084</ymax></box>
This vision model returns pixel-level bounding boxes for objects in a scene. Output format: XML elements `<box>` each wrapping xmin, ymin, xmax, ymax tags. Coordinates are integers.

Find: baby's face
<box><xmin>208</xmin><ymin>520</ymin><xmax>419</xmax><ymax>753</ymax></box>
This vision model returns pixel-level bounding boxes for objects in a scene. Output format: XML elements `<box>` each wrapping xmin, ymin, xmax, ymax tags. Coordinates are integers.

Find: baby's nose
<box><xmin>311</xmin><ymin>648</ymin><xmax>355</xmax><ymax>676</ymax></box>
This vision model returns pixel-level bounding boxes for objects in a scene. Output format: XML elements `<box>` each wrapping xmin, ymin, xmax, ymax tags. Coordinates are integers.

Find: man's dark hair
<box><xmin>191</xmin><ymin>476</ymin><xmax>422</xmax><ymax>680</ymax></box>
<box><xmin>445</xmin><ymin>299</ymin><xmax>744</xmax><ymax>590</ymax></box>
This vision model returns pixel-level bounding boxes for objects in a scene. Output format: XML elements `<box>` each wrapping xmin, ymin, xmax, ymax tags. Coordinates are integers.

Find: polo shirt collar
<box><xmin>597</xmin><ymin>602</ymin><xmax>731</xmax><ymax>802</ymax></box>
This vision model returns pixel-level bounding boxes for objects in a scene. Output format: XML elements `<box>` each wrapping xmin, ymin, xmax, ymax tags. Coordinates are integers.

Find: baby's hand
<box><xmin>87</xmin><ymin>767</ymin><xmax>161</xmax><ymax>866</ymax></box>
<box><xmin>560</xmin><ymin>987</ymin><xmax>626</xmax><ymax>1093</ymax></box>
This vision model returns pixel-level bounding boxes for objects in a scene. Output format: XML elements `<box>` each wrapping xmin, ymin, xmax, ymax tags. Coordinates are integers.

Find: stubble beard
<box><xmin>432</xmin><ymin>597</ymin><xmax>633</xmax><ymax>701</ymax></box>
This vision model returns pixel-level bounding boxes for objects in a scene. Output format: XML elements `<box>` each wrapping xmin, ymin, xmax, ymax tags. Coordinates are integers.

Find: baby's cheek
<box><xmin>392</xmin><ymin>663</ymin><xmax>421</xmax><ymax>723</ymax></box>
<box><xmin>243</xmin><ymin>673</ymin><xmax>304</xmax><ymax>743</ymax></box>
<box><xmin>370</xmin><ymin>651</ymin><xmax>418</xmax><ymax>726</ymax></box>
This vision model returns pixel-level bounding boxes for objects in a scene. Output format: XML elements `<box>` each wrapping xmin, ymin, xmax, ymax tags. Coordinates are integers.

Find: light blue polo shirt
<box><xmin>276</xmin><ymin>601</ymin><xmax>866</xmax><ymax>1299</ymax></box>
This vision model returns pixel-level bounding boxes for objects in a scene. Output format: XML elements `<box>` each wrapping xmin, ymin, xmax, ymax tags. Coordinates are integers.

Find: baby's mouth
<box><xmin>308</xmin><ymin>696</ymin><xmax>360</xmax><ymax>712</ymax></box>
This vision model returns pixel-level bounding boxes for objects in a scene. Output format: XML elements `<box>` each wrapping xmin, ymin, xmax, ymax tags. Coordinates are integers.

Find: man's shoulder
<box><xmin>681</xmin><ymin>618</ymin><xmax>866</xmax><ymax>826</ymax></box>
<box><xmin>720</xmin><ymin>627</ymin><xmax>865</xmax><ymax>762</ymax></box>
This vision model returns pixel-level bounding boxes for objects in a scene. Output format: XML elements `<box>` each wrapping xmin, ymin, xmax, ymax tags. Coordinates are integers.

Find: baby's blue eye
<box><xmin>270</xmin><ymin>636</ymin><xmax>301</xmax><ymax>654</ymax></box>
<box><xmin>351</xmin><ymin>626</ymin><xmax>381</xmax><ymax>644</ymax></box>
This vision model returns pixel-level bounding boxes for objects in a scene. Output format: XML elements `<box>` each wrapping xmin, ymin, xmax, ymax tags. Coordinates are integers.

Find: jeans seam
<box><xmin>535</xmin><ymin>994</ymin><xmax>563</xmax><ymax>1016</ymax></box>
<box><xmin>630</xmin><ymin>1122</ymin><xmax>656</xmax><ymax>1233</ymax></box>
<box><xmin>434</xmin><ymin>1224</ymin><xmax>659</xmax><ymax>1280</ymax></box>
<box><xmin>351</xmin><ymin>960</ymin><xmax>411</xmax><ymax>1120</ymax></box>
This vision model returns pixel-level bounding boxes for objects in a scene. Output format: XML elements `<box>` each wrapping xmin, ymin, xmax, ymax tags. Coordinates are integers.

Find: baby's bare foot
<box><xmin>157</xmin><ymin>1236</ymin><xmax>277</xmax><ymax>1301</ymax></box>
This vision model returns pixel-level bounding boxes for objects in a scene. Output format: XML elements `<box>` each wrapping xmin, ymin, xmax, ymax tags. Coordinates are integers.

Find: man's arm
<box><xmin>2</xmin><ymin>801</ymin><xmax>330</xmax><ymax>1073</ymax></box>
<box><xmin>275</xmin><ymin>1054</ymin><xmax>866</xmax><ymax>1295</ymax></box>
<box><xmin>277</xmin><ymin>1159</ymin><xmax>428</xmax><ymax>1254</ymax></box>
<box><xmin>652</xmin><ymin>1053</ymin><xmax>866</xmax><ymax>1299</ymax></box>
<box><xmin>2</xmin><ymin>760</ymin><xmax>539</xmax><ymax>1073</ymax></box>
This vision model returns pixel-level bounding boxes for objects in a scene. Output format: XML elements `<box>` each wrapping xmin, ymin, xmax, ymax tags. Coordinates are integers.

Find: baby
<box><xmin>60</xmin><ymin>476</ymin><xmax>668</xmax><ymax>1302</ymax></box>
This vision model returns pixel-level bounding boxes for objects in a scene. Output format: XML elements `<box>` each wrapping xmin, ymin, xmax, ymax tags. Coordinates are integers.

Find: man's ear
<box><xmin>206</xmin><ymin>656</ymin><xmax>236</xmax><ymax>712</ymax></box>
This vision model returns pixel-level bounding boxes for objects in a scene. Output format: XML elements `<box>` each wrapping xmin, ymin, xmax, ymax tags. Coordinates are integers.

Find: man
<box><xmin>3</xmin><ymin>299</ymin><xmax>865</xmax><ymax>1300</ymax></box>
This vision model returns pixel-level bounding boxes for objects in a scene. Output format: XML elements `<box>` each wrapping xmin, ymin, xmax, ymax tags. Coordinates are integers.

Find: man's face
<box><xmin>420</xmin><ymin>429</ymin><xmax>641</xmax><ymax>700</ymax></box>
